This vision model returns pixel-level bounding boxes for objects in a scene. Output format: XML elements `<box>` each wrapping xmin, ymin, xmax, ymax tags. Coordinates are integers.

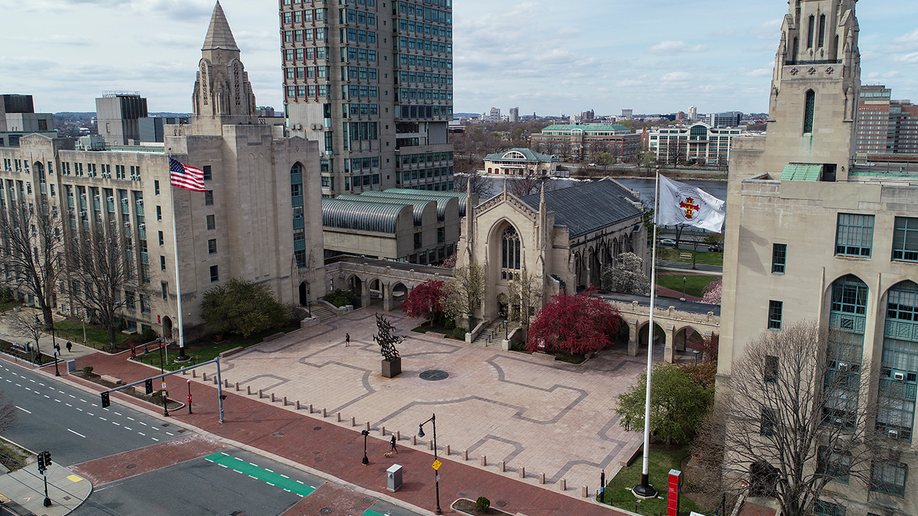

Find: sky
<box><xmin>2</xmin><ymin>0</ymin><xmax>918</xmax><ymax>117</ymax></box>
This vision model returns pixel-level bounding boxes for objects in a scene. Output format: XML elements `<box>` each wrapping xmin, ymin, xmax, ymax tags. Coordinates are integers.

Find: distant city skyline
<box><xmin>3</xmin><ymin>0</ymin><xmax>917</xmax><ymax>116</ymax></box>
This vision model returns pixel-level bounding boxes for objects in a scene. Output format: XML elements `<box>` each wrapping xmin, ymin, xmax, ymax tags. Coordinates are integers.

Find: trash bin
<box><xmin>386</xmin><ymin>464</ymin><xmax>403</xmax><ymax>492</ymax></box>
<box><xmin>67</xmin><ymin>359</ymin><xmax>76</xmax><ymax>373</ymax></box>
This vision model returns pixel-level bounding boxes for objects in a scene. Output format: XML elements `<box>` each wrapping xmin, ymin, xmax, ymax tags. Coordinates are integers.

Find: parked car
<box><xmin>708</xmin><ymin>244</ymin><xmax>724</xmax><ymax>252</ymax></box>
<box><xmin>660</xmin><ymin>238</ymin><xmax>676</xmax><ymax>247</ymax></box>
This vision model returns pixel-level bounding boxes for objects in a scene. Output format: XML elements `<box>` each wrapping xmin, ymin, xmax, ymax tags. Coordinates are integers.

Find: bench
<box><xmin>219</xmin><ymin>346</ymin><xmax>244</xmax><ymax>359</ymax></box>
<box><xmin>99</xmin><ymin>374</ymin><xmax>122</xmax><ymax>385</ymax></box>
<box><xmin>680</xmin><ymin>252</ymin><xmax>692</xmax><ymax>260</ymax></box>
<box><xmin>11</xmin><ymin>342</ymin><xmax>28</xmax><ymax>353</ymax></box>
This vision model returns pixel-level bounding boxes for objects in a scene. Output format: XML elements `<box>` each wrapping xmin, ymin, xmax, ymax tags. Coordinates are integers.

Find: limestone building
<box><xmin>0</xmin><ymin>3</ymin><xmax>325</xmax><ymax>339</ymax></box>
<box><xmin>279</xmin><ymin>0</ymin><xmax>454</xmax><ymax>197</ymax></box>
<box><xmin>647</xmin><ymin>123</ymin><xmax>746</xmax><ymax>167</ymax></box>
<box><xmin>719</xmin><ymin>0</ymin><xmax>918</xmax><ymax>513</ymax></box>
<box><xmin>482</xmin><ymin>149</ymin><xmax>559</xmax><ymax>177</ymax></box>
<box><xmin>96</xmin><ymin>93</ymin><xmax>148</xmax><ymax>147</ymax></box>
<box><xmin>529</xmin><ymin>124</ymin><xmax>640</xmax><ymax>163</ymax></box>
<box><xmin>457</xmin><ymin>178</ymin><xmax>646</xmax><ymax>324</ymax></box>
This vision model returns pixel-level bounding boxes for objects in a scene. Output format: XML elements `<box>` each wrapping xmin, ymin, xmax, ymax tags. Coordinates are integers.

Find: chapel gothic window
<box><xmin>501</xmin><ymin>226</ymin><xmax>521</xmax><ymax>280</ymax></box>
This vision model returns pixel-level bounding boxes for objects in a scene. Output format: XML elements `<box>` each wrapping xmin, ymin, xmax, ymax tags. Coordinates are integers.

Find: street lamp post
<box><xmin>418</xmin><ymin>414</ymin><xmax>442</xmax><ymax>515</ymax></box>
<box><xmin>186</xmin><ymin>379</ymin><xmax>192</xmax><ymax>414</ymax></box>
<box><xmin>681</xmin><ymin>276</ymin><xmax>686</xmax><ymax>302</ymax></box>
<box><xmin>361</xmin><ymin>429</ymin><xmax>370</xmax><ymax>465</ymax></box>
<box><xmin>53</xmin><ymin>350</ymin><xmax>59</xmax><ymax>376</ymax></box>
<box><xmin>504</xmin><ymin>319</ymin><xmax>509</xmax><ymax>339</ymax></box>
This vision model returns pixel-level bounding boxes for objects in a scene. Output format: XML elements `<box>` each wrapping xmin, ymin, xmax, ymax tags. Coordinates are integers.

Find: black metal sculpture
<box><xmin>374</xmin><ymin>313</ymin><xmax>403</xmax><ymax>361</ymax></box>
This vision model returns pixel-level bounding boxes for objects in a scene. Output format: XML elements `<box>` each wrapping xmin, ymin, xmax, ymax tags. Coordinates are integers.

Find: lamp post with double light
<box><xmin>361</xmin><ymin>429</ymin><xmax>370</xmax><ymax>465</ymax></box>
<box><xmin>418</xmin><ymin>414</ymin><xmax>442</xmax><ymax>515</ymax></box>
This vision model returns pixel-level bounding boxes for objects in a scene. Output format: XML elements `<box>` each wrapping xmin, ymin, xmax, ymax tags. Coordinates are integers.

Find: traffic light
<box><xmin>145</xmin><ymin>379</ymin><xmax>153</xmax><ymax>395</ymax></box>
<box><xmin>37</xmin><ymin>452</ymin><xmax>45</xmax><ymax>472</ymax></box>
<box><xmin>101</xmin><ymin>391</ymin><xmax>110</xmax><ymax>408</ymax></box>
<box><xmin>42</xmin><ymin>451</ymin><xmax>51</xmax><ymax>467</ymax></box>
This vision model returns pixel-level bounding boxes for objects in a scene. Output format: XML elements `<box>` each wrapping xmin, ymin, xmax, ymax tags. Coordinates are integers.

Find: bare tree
<box><xmin>1</xmin><ymin>309</ymin><xmax>47</xmax><ymax>362</ymax></box>
<box><xmin>453</xmin><ymin>173</ymin><xmax>489</xmax><ymax>198</ymax></box>
<box><xmin>0</xmin><ymin>391</ymin><xmax>17</xmax><ymax>432</ymax></box>
<box><xmin>507</xmin><ymin>174</ymin><xmax>551</xmax><ymax>198</ymax></box>
<box><xmin>718</xmin><ymin>320</ymin><xmax>879</xmax><ymax>516</ymax></box>
<box><xmin>0</xmin><ymin>199</ymin><xmax>63</xmax><ymax>330</ymax></box>
<box><xmin>440</xmin><ymin>263</ymin><xmax>487</xmax><ymax>329</ymax></box>
<box><xmin>67</xmin><ymin>224</ymin><xmax>128</xmax><ymax>352</ymax></box>
<box><xmin>506</xmin><ymin>269</ymin><xmax>540</xmax><ymax>326</ymax></box>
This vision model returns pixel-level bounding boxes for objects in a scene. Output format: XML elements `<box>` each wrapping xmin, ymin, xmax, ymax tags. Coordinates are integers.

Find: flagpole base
<box><xmin>632</xmin><ymin>474</ymin><xmax>657</xmax><ymax>499</ymax></box>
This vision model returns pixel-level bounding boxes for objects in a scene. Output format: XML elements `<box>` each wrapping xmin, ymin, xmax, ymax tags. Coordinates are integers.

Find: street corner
<box><xmin>0</xmin><ymin>464</ymin><xmax>93</xmax><ymax>516</ymax></box>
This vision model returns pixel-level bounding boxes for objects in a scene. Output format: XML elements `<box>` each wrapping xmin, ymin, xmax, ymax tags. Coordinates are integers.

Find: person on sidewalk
<box><xmin>66</xmin><ymin>341</ymin><xmax>72</xmax><ymax>353</ymax></box>
<box><xmin>389</xmin><ymin>435</ymin><xmax>398</xmax><ymax>454</ymax></box>
<box><xmin>345</xmin><ymin>333</ymin><xmax>350</xmax><ymax>347</ymax></box>
<box><xmin>130</xmin><ymin>343</ymin><xmax>136</xmax><ymax>359</ymax></box>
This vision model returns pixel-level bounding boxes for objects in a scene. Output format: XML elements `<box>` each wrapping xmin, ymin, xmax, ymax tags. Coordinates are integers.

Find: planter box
<box><xmin>381</xmin><ymin>357</ymin><xmax>401</xmax><ymax>378</ymax></box>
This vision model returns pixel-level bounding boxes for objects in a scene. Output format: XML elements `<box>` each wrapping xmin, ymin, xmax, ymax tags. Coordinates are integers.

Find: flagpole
<box><xmin>633</xmin><ymin>168</ymin><xmax>660</xmax><ymax>499</ymax></box>
<box><xmin>170</xmin><ymin>178</ymin><xmax>188</xmax><ymax>362</ymax></box>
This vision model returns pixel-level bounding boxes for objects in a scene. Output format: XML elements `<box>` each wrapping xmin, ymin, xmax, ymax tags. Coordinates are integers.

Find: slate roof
<box><xmin>203</xmin><ymin>1</ymin><xmax>239</xmax><ymax>51</ymax></box>
<box><xmin>519</xmin><ymin>179</ymin><xmax>643</xmax><ymax>238</ymax></box>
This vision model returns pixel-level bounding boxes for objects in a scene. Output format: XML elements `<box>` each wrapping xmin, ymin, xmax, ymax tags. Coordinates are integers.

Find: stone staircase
<box><xmin>308</xmin><ymin>304</ymin><xmax>339</xmax><ymax>323</ymax></box>
<box><xmin>471</xmin><ymin>319</ymin><xmax>509</xmax><ymax>348</ymax></box>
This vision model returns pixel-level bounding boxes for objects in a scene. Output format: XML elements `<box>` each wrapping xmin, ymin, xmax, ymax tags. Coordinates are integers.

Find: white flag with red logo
<box><xmin>656</xmin><ymin>175</ymin><xmax>725</xmax><ymax>231</ymax></box>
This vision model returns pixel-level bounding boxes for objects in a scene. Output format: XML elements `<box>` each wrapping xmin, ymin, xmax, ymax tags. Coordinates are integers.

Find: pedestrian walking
<box><xmin>389</xmin><ymin>434</ymin><xmax>398</xmax><ymax>454</ymax></box>
<box><xmin>66</xmin><ymin>341</ymin><xmax>73</xmax><ymax>353</ymax></box>
<box><xmin>130</xmin><ymin>343</ymin><xmax>136</xmax><ymax>359</ymax></box>
<box><xmin>345</xmin><ymin>333</ymin><xmax>350</xmax><ymax>347</ymax></box>
<box><xmin>54</xmin><ymin>342</ymin><xmax>61</xmax><ymax>354</ymax></box>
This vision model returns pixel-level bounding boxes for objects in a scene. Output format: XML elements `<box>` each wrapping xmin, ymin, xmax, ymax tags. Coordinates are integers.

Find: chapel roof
<box><xmin>520</xmin><ymin>179</ymin><xmax>643</xmax><ymax>238</ymax></box>
<box><xmin>202</xmin><ymin>1</ymin><xmax>239</xmax><ymax>51</ymax></box>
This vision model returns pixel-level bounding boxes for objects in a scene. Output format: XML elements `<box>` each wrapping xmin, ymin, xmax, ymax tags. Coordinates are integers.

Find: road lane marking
<box><xmin>204</xmin><ymin>453</ymin><xmax>316</xmax><ymax>497</ymax></box>
<box><xmin>66</xmin><ymin>403</ymin><xmax>72</xmax><ymax>407</ymax></box>
<box><xmin>15</xmin><ymin>406</ymin><xmax>31</xmax><ymax>414</ymax></box>
<box><xmin>114</xmin><ymin>412</ymin><xmax>122</xmax><ymax>416</ymax></box>
<box><xmin>99</xmin><ymin>417</ymin><xmax>107</xmax><ymax>421</ymax></box>
<box><xmin>76</xmin><ymin>408</ymin><xmax>83</xmax><ymax>412</ymax></box>
<box><xmin>127</xmin><ymin>417</ymin><xmax>134</xmax><ymax>421</ymax></box>
<box><xmin>67</xmin><ymin>429</ymin><xmax>86</xmax><ymax>438</ymax></box>
<box><xmin>124</xmin><ymin>427</ymin><xmax>132</xmax><ymax>431</ymax></box>
<box><xmin>151</xmin><ymin>438</ymin><xmax>159</xmax><ymax>442</ymax></box>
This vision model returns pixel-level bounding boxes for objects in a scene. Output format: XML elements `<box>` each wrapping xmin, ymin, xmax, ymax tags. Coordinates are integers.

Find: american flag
<box><xmin>169</xmin><ymin>158</ymin><xmax>206</xmax><ymax>192</ymax></box>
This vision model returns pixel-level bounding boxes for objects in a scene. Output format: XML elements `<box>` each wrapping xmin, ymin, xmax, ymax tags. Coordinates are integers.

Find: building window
<box><xmin>870</xmin><ymin>462</ymin><xmax>908</xmax><ymax>497</ymax></box>
<box><xmin>771</xmin><ymin>243</ymin><xmax>786</xmax><ymax>274</ymax></box>
<box><xmin>154</xmin><ymin>180</ymin><xmax>160</xmax><ymax>195</ymax></box>
<box><xmin>158</xmin><ymin>231</ymin><xmax>164</xmax><ymax>246</ymax></box>
<box><xmin>824</xmin><ymin>275</ymin><xmax>868</xmax><ymax>429</ymax></box>
<box><xmin>413</xmin><ymin>232</ymin><xmax>421</xmax><ymax>250</ymax></box>
<box><xmin>816</xmin><ymin>447</ymin><xmax>851</xmax><ymax>483</ymax></box>
<box><xmin>160</xmin><ymin>256</ymin><xmax>166</xmax><ymax>271</ymax></box>
<box><xmin>206</xmin><ymin>215</ymin><xmax>215</xmax><ymax>230</ymax></box>
<box><xmin>156</xmin><ymin>205</ymin><xmax>162</xmax><ymax>221</ymax></box>
<box><xmin>813</xmin><ymin>501</ymin><xmax>846</xmax><ymax>516</ymax></box>
<box><xmin>835</xmin><ymin>213</ymin><xmax>874</xmax><ymax>257</ymax></box>
<box><xmin>765</xmin><ymin>355</ymin><xmax>779</xmax><ymax>383</ymax></box>
<box><xmin>501</xmin><ymin>226</ymin><xmax>521</xmax><ymax>280</ymax></box>
<box><xmin>807</xmin><ymin>15</ymin><xmax>815</xmax><ymax>48</ymax></box>
<box><xmin>768</xmin><ymin>301</ymin><xmax>783</xmax><ymax>330</ymax></box>
<box><xmin>801</xmin><ymin>91</ymin><xmax>817</xmax><ymax>135</ymax></box>
<box><xmin>203</xmin><ymin>165</ymin><xmax>212</xmax><ymax>181</ymax></box>
<box><xmin>205</xmin><ymin>191</ymin><xmax>214</xmax><ymax>206</ymax></box>
<box><xmin>760</xmin><ymin>408</ymin><xmax>776</xmax><ymax>438</ymax></box>
<box><xmin>161</xmin><ymin>282</ymin><xmax>168</xmax><ymax>300</ymax></box>
<box><xmin>208</xmin><ymin>239</ymin><xmax>217</xmax><ymax>254</ymax></box>
<box><xmin>210</xmin><ymin>265</ymin><xmax>219</xmax><ymax>283</ymax></box>
<box><xmin>877</xmin><ymin>281</ymin><xmax>918</xmax><ymax>442</ymax></box>
<box><xmin>892</xmin><ymin>217</ymin><xmax>918</xmax><ymax>262</ymax></box>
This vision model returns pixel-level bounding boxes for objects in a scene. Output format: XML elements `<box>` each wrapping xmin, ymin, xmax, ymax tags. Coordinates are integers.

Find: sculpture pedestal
<box><xmin>381</xmin><ymin>358</ymin><xmax>402</xmax><ymax>378</ymax></box>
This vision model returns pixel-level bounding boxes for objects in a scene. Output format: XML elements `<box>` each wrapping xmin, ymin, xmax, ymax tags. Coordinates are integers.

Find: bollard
<box><xmin>258</xmin><ymin>389</ymin><xmax>263</xmax><ymax>399</ymax></box>
<box><xmin>193</xmin><ymin>370</ymin><xmax>197</xmax><ymax>378</ymax></box>
<box><xmin>322</xmin><ymin>408</ymin><xmax>327</xmax><ymax>417</ymax></box>
<box><xmin>337</xmin><ymin>412</ymin><xmax>342</xmax><ymax>422</ymax></box>
<box><xmin>182</xmin><ymin>369</ymin><xmax>186</xmax><ymax>375</ymax></box>
<box><xmin>539</xmin><ymin>473</ymin><xmax>545</xmax><ymax>485</ymax></box>
<box><xmin>365</xmin><ymin>421</ymin><xmax>370</xmax><ymax>432</ymax></box>
<box><xmin>308</xmin><ymin>404</ymin><xmax>314</xmax><ymax>413</ymax></box>
<box><xmin>380</xmin><ymin>426</ymin><xmax>386</xmax><ymax>436</ymax></box>
<box><xmin>351</xmin><ymin>416</ymin><xmax>356</xmax><ymax>427</ymax></box>
<box><xmin>581</xmin><ymin>486</ymin><xmax>589</xmax><ymax>498</ymax></box>
<box><xmin>247</xmin><ymin>385</ymin><xmax>252</xmax><ymax>395</ymax></box>
<box><xmin>296</xmin><ymin>400</ymin><xmax>301</xmax><ymax>410</ymax></box>
<box><xmin>395</xmin><ymin>430</ymin><xmax>400</xmax><ymax>440</ymax></box>
<box><xmin>203</xmin><ymin>372</ymin><xmax>207</xmax><ymax>381</ymax></box>
<box><xmin>213</xmin><ymin>376</ymin><xmax>217</xmax><ymax>385</ymax></box>
<box><xmin>499</xmin><ymin>461</ymin><xmax>505</xmax><ymax>472</ymax></box>
<box><xmin>271</xmin><ymin>393</ymin><xmax>275</xmax><ymax>402</ymax></box>
<box><xmin>559</xmin><ymin>479</ymin><xmax>566</xmax><ymax>491</ymax></box>
<box><xmin>283</xmin><ymin>396</ymin><xmax>287</xmax><ymax>406</ymax></box>
<box><xmin>428</xmin><ymin>440</ymin><xmax>434</xmax><ymax>451</ymax></box>
<box><xmin>519</xmin><ymin>466</ymin><xmax>526</xmax><ymax>478</ymax></box>
<box><xmin>480</xmin><ymin>455</ymin><xmax>487</xmax><ymax>467</ymax></box>
<box><xmin>411</xmin><ymin>435</ymin><xmax>417</xmax><ymax>446</ymax></box>
<box><xmin>445</xmin><ymin>444</ymin><xmax>450</xmax><ymax>455</ymax></box>
<box><xmin>462</xmin><ymin>450</ymin><xmax>468</xmax><ymax>461</ymax></box>
<box><xmin>235</xmin><ymin>382</ymin><xmax>239</xmax><ymax>391</ymax></box>
<box><xmin>226</xmin><ymin>379</ymin><xmax>230</xmax><ymax>388</ymax></box>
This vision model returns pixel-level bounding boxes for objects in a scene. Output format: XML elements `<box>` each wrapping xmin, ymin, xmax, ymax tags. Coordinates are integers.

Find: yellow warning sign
<box><xmin>432</xmin><ymin>459</ymin><xmax>442</xmax><ymax>470</ymax></box>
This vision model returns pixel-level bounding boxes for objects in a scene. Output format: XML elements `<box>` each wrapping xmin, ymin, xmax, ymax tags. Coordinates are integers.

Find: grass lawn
<box><xmin>656</xmin><ymin>275</ymin><xmax>719</xmax><ymax>298</ymax></box>
<box><xmin>52</xmin><ymin>319</ymin><xmax>131</xmax><ymax>350</ymax></box>
<box><xmin>657</xmin><ymin>247</ymin><xmax>724</xmax><ymax>267</ymax></box>
<box><xmin>600</xmin><ymin>445</ymin><xmax>708</xmax><ymax>516</ymax></box>
<box><xmin>132</xmin><ymin>325</ymin><xmax>299</xmax><ymax>371</ymax></box>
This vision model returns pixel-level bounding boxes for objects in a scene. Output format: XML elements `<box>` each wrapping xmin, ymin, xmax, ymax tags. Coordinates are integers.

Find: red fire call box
<box><xmin>668</xmin><ymin>469</ymin><xmax>683</xmax><ymax>516</ymax></box>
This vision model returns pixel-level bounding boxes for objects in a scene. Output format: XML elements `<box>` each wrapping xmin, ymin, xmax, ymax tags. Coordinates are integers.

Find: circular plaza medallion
<box><xmin>419</xmin><ymin>370</ymin><xmax>449</xmax><ymax>381</ymax></box>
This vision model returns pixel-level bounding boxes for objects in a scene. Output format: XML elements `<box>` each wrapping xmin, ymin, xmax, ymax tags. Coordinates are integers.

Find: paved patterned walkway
<box><xmin>191</xmin><ymin>308</ymin><xmax>654</xmax><ymax>500</ymax></box>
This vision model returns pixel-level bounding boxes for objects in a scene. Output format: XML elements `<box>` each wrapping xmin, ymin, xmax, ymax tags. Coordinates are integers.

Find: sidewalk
<box><xmin>0</xmin><ymin>463</ymin><xmax>92</xmax><ymax>516</ymax></box>
<box><xmin>67</xmin><ymin>350</ymin><xmax>635</xmax><ymax>516</ymax></box>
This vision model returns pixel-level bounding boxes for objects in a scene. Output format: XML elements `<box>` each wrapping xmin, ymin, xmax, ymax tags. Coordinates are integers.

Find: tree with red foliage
<box><xmin>401</xmin><ymin>279</ymin><xmax>445</xmax><ymax>326</ymax></box>
<box><xmin>525</xmin><ymin>288</ymin><xmax>622</xmax><ymax>355</ymax></box>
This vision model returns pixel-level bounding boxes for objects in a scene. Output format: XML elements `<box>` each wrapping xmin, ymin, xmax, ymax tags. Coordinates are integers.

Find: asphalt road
<box><xmin>0</xmin><ymin>361</ymin><xmax>185</xmax><ymax>466</ymax></box>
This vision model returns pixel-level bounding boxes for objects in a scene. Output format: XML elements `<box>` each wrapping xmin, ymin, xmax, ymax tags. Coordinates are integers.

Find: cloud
<box><xmin>647</xmin><ymin>41</ymin><xmax>708</xmax><ymax>54</ymax></box>
<box><xmin>893</xmin><ymin>28</ymin><xmax>918</xmax><ymax>47</ymax></box>
<box><xmin>660</xmin><ymin>72</ymin><xmax>691</xmax><ymax>82</ymax></box>
<box><xmin>745</xmin><ymin>67</ymin><xmax>773</xmax><ymax>78</ymax></box>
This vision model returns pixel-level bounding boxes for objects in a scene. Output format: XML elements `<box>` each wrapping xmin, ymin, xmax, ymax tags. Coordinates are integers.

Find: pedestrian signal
<box><xmin>101</xmin><ymin>391</ymin><xmax>111</xmax><ymax>408</ymax></box>
<box><xmin>145</xmin><ymin>379</ymin><xmax>153</xmax><ymax>394</ymax></box>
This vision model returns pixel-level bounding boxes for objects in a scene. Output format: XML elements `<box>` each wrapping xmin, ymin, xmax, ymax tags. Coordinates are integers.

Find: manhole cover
<box><xmin>496</xmin><ymin>501</ymin><xmax>507</xmax><ymax>507</ymax></box>
<box><xmin>272</xmin><ymin>432</ymin><xmax>284</xmax><ymax>437</ymax></box>
<box><xmin>313</xmin><ymin>426</ymin><xmax>322</xmax><ymax>431</ymax></box>
<box><xmin>315</xmin><ymin>457</ymin><xmax>323</xmax><ymax>462</ymax></box>
<box><xmin>320</xmin><ymin>509</ymin><xmax>333</xmax><ymax>515</ymax></box>
<box><xmin>312</xmin><ymin>451</ymin><xmax>321</xmax><ymax>455</ymax></box>
<box><xmin>419</xmin><ymin>370</ymin><xmax>449</xmax><ymax>381</ymax></box>
<box><xmin>126</xmin><ymin>464</ymin><xmax>136</xmax><ymax>470</ymax></box>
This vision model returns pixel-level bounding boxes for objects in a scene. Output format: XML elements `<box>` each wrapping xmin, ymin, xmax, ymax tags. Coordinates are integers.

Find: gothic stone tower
<box><xmin>764</xmin><ymin>0</ymin><xmax>860</xmax><ymax>180</ymax></box>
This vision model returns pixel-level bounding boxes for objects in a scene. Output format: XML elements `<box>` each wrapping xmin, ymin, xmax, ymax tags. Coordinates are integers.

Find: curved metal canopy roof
<box><xmin>321</xmin><ymin>199</ymin><xmax>411</xmax><ymax>233</ymax></box>
<box><xmin>336</xmin><ymin>194</ymin><xmax>434</xmax><ymax>226</ymax></box>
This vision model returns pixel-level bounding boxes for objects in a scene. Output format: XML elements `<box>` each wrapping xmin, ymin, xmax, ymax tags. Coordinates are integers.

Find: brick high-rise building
<box><xmin>856</xmin><ymin>85</ymin><xmax>918</xmax><ymax>156</ymax></box>
<box><xmin>280</xmin><ymin>0</ymin><xmax>455</xmax><ymax>197</ymax></box>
